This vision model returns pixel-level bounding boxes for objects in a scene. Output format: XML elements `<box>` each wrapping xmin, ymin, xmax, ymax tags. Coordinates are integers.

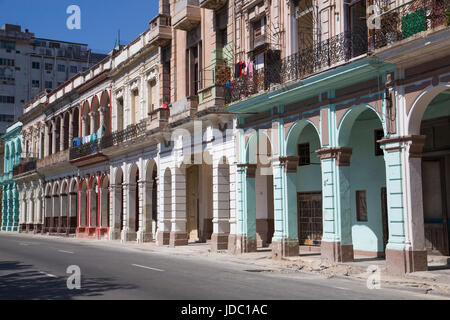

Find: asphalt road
<box><xmin>0</xmin><ymin>233</ymin><xmax>445</xmax><ymax>300</ymax></box>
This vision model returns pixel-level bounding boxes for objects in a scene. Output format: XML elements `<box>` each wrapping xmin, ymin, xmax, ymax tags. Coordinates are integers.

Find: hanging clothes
<box><xmin>247</xmin><ymin>61</ymin><xmax>254</xmax><ymax>76</ymax></box>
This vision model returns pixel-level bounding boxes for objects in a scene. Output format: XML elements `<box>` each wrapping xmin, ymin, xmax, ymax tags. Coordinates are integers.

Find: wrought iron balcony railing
<box><xmin>371</xmin><ymin>0</ymin><xmax>450</xmax><ymax>50</ymax></box>
<box><xmin>13</xmin><ymin>159</ymin><xmax>37</xmax><ymax>177</ymax></box>
<box><xmin>225</xmin><ymin>27</ymin><xmax>368</xmax><ymax>104</ymax></box>
<box><xmin>69</xmin><ymin>140</ymin><xmax>100</xmax><ymax>161</ymax></box>
<box><xmin>100</xmin><ymin>117</ymin><xmax>152</xmax><ymax>150</ymax></box>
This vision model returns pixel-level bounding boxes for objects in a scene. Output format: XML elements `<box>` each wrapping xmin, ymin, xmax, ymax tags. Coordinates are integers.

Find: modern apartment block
<box><xmin>0</xmin><ymin>24</ymin><xmax>107</xmax><ymax>135</ymax></box>
<box><xmin>9</xmin><ymin>0</ymin><xmax>450</xmax><ymax>275</ymax></box>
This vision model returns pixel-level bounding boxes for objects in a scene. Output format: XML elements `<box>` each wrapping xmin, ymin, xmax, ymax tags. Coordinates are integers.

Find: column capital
<box><xmin>237</xmin><ymin>163</ymin><xmax>257</xmax><ymax>178</ymax></box>
<box><xmin>279</xmin><ymin>156</ymin><xmax>299</xmax><ymax>173</ymax></box>
<box><xmin>378</xmin><ymin>135</ymin><xmax>426</xmax><ymax>158</ymax></box>
<box><xmin>316</xmin><ymin>147</ymin><xmax>353</xmax><ymax>167</ymax></box>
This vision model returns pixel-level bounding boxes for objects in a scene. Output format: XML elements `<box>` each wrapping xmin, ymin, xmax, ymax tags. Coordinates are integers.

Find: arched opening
<box><xmin>48</xmin><ymin>122</ymin><xmax>53</xmax><ymax>155</ymax></box>
<box><xmin>82</xmin><ymin>102</ymin><xmax>90</xmax><ymax>137</ymax></box>
<box><xmin>52</xmin><ymin>183</ymin><xmax>60</xmax><ymax>233</ymax></box>
<box><xmin>116</xmin><ymin>97</ymin><xmax>124</xmax><ymax>132</ymax></box>
<box><xmin>245</xmin><ymin>132</ymin><xmax>274</xmax><ymax>249</ymax></box>
<box><xmin>124</xmin><ymin>164</ymin><xmax>139</xmax><ymax>241</ymax></box>
<box><xmin>101</xmin><ymin>176</ymin><xmax>110</xmax><ymax>229</ymax></box>
<box><xmin>68</xmin><ymin>179</ymin><xmax>78</xmax><ymax>234</ymax></box>
<box><xmin>60</xmin><ymin>181</ymin><xmax>69</xmax><ymax>233</ymax></box>
<box><xmin>286</xmin><ymin>120</ymin><xmax>323</xmax><ymax>250</ymax></box>
<box><xmin>72</xmin><ymin>108</ymin><xmax>80</xmax><ymax>142</ymax></box>
<box><xmin>79</xmin><ymin>180</ymin><xmax>87</xmax><ymax>230</ymax></box>
<box><xmin>44</xmin><ymin>184</ymin><xmax>52</xmax><ymax>233</ymax></box>
<box><xmin>91</xmin><ymin>96</ymin><xmax>100</xmax><ymax>135</ymax></box>
<box><xmin>101</xmin><ymin>91</ymin><xmax>111</xmax><ymax>134</ymax></box>
<box><xmin>419</xmin><ymin>90</ymin><xmax>450</xmax><ymax>255</ymax></box>
<box><xmin>338</xmin><ymin>106</ymin><xmax>387</xmax><ymax>259</ymax></box>
<box><xmin>63</xmin><ymin>113</ymin><xmax>70</xmax><ymax>150</ymax></box>
<box><xmin>90</xmin><ymin>178</ymin><xmax>98</xmax><ymax>229</ymax></box>
<box><xmin>141</xmin><ymin>160</ymin><xmax>158</xmax><ymax>242</ymax></box>
<box><xmin>55</xmin><ymin>117</ymin><xmax>61</xmax><ymax>153</ymax></box>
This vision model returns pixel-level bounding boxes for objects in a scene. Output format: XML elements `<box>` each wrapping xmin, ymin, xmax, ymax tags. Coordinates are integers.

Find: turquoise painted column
<box><xmin>1</xmin><ymin>186</ymin><xmax>6</xmax><ymax>231</ymax></box>
<box><xmin>12</xmin><ymin>183</ymin><xmax>19</xmax><ymax>232</ymax></box>
<box><xmin>316</xmin><ymin>147</ymin><xmax>355</xmax><ymax>262</ymax></box>
<box><xmin>236</xmin><ymin>164</ymin><xmax>257</xmax><ymax>253</ymax></box>
<box><xmin>6</xmin><ymin>186</ymin><xmax>12</xmax><ymax>231</ymax></box>
<box><xmin>271</xmin><ymin>157</ymin><xmax>300</xmax><ymax>259</ymax></box>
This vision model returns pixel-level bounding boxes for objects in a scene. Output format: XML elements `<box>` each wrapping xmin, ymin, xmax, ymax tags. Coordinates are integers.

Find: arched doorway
<box><xmin>68</xmin><ymin>179</ymin><xmax>78</xmax><ymax>234</ymax></box>
<box><xmin>286</xmin><ymin>120</ymin><xmax>323</xmax><ymax>250</ymax></box>
<box><xmin>123</xmin><ymin>164</ymin><xmax>139</xmax><ymax>241</ymax></box>
<box><xmin>338</xmin><ymin>106</ymin><xmax>387</xmax><ymax>259</ymax></box>
<box><xmin>78</xmin><ymin>179</ymin><xmax>88</xmax><ymax>232</ymax></box>
<box><xmin>418</xmin><ymin>90</ymin><xmax>450</xmax><ymax>255</ymax></box>
<box><xmin>139</xmin><ymin>159</ymin><xmax>158</xmax><ymax>242</ymax></box>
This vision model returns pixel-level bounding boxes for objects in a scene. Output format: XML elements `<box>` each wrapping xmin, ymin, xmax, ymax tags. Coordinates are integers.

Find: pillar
<box><xmin>121</xmin><ymin>184</ymin><xmax>137</xmax><ymax>242</ymax></box>
<box><xmin>157</xmin><ymin>169</ymin><xmax>171</xmax><ymax>246</ymax></box>
<box><xmin>169</xmin><ymin>167</ymin><xmax>188</xmax><ymax>247</ymax></box>
<box><xmin>68</xmin><ymin>192</ymin><xmax>77</xmax><ymax>234</ymax></box>
<box><xmin>380</xmin><ymin>135</ymin><xmax>428</xmax><ymax>274</ymax></box>
<box><xmin>137</xmin><ymin>180</ymin><xmax>153</xmax><ymax>243</ymax></box>
<box><xmin>271</xmin><ymin>156</ymin><xmax>300</xmax><ymax>259</ymax></box>
<box><xmin>235</xmin><ymin>164</ymin><xmax>257</xmax><ymax>253</ymax></box>
<box><xmin>109</xmin><ymin>184</ymin><xmax>122</xmax><ymax>240</ymax></box>
<box><xmin>316</xmin><ymin>147</ymin><xmax>355</xmax><ymax>263</ymax></box>
<box><xmin>211</xmin><ymin>162</ymin><xmax>231</xmax><ymax>252</ymax></box>
<box><xmin>44</xmin><ymin>125</ymin><xmax>49</xmax><ymax>157</ymax></box>
<box><xmin>51</xmin><ymin>120</ymin><xmax>56</xmax><ymax>155</ymax></box>
<box><xmin>82</xmin><ymin>115</ymin><xmax>89</xmax><ymax>137</ymax></box>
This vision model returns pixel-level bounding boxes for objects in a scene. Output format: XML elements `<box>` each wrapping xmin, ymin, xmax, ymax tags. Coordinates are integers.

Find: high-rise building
<box><xmin>0</xmin><ymin>24</ymin><xmax>107</xmax><ymax>134</ymax></box>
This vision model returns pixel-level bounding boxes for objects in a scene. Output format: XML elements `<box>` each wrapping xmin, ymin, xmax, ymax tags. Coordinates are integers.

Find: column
<box><xmin>271</xmin><ymin>156</ymin><xmax>300</xmax><ymax>259</ymax></box>
<box><xmin>109</xmin><ymin>184</ymin><xmax>122</xmax><ymax>240</ymax></box>
<box><xmin>82</xmin><ymin>115</ymin><xmax>89</xmax><ymax>137</ymax></box>
<box><xmin>59</xmin><ymin>193</ymin><xmax>68</xmax><ymax>233</ymax></box>
<box><xmin>1</xmin><ymin>187</ymin><xmax>7</xmax><ymax>231</ymax></box>
<box><xmin>380</xmin><ymin>136</ymin><xmax>428</xmax><ymax>274</ymax></box>
<box><xmin>157</xmin><ymin>169</ymin><xmax>171</xmax><ymax>246</ymax></box>
<box><xmin>121</xmin><ymin>183</ymin><xmax>137</xmax><ymax>242</ymax></box>
<box><xmin>90</xmin><ymin>111</ymin><xmax>97</xmax><ymax>135</ymax></box>
<box><xmin>137</xmin><ymin>180</ymin><xmax>153</xmax><ymax>243</ymax></box>
<box><xmin>69</xmin><ymin>112</ymin><xmax>74</xmax><ymax>145</ymax></box>
<box><xmin>44</xmin><ymin>195</ymin><xmax>52</xmax><ymax>233</ymax></box>
<box><xmin>12</xmin><ymin>185</ymin><xmax>19</xmax><ymax>232</ymax></box>
<box><xmin>51</xmin><ymin>120</ymin><xmax>56</xmax><ymax>155</ymax></box>
<box><xmin>316</xmin><ymin>147</ymin><xmax>355</xmax><ymax>263</ymax></box>
<box><xmin>52</xmin><ymin>193</ymin><xmax>60</xmax><ymax>233</ymax></box>
<box><xmin>68</xmin><ymin>192</ymin><xmax>77</xmax><ymax>234</ymax></box>
<box><xmin>60</xmin><ymin>120</ymin><xmax>65</xmax><ymax>151</ymax></box>
<box><xmin>100</xmin><ymin>106</ymin><xmax>107</xmax><ymax>130</ymax></box>
<box><xmin>235</xmin><ymin>164</ymin><xmax>257</xmax><ymax>253</ymax></box>
<box><xmin>44</xmin><ymin>125</ymin><xmax>49</xmax><ymax>157</ymax></box>
<box><xmin>169</xmin><ymin>167</ymin><xmax>188</xmax><ymax>247</ymax></box>
<box><xmin>35</xmin><ymin>194</ymin><xmax>43</xmax><ymax>233</ymax></box>
<box><xmin>88</xmin><ymin>185</ymin><xmax>97</xmax><ymax>229</ymax></box>
<box><xmin>211</xmin><ymin>162</ymin><xmax>230</xmax><ymax>252</ymax></box>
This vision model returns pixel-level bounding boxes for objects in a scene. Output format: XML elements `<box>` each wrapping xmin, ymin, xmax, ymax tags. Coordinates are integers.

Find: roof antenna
<box><xmin>118</xmin><ymin>29</ymin><xmax>121</xmax><ymax>48</ymax></box>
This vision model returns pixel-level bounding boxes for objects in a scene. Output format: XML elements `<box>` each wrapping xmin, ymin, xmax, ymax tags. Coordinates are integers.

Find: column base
<box><xmin>235</xmin><ymin>235</ymin><xmax>257</xmax><ymax>254</ymax></box>
<box><xmin>157</xmin><ymin>231</ymin><xmax>170</xmax><ymax>246</ymax></box>
<box><xmin>321</xmin><ymin>241</ymin><xmax>354</xmax><ymax>263</ymax></box>
<box><xmin>109</xmin><ymin>229</ymin><xmax>121</xmax><ymax>240</ymax></box>
<box><xmin>169</xmin><ymin>232</ymin><xmax>188</xmax><ymax>247</ymax></box>
<box><xmin>33</xmin><ymin>224</ymin><xmax>42</xmax><ymax>234</ymax></box>
<box><xmin>211</xmin><ymin>233</ymin><xmax>229</xmax><ymax>252</ymax></box>
<box><xmin>386</xmin><ymin>249</ymin><xmax>428</xmax><ymax>275</ymax></box>
<box><xmin>137</xmin><ymin>231</ymin><xmax>154</xmax><ymax>243</ymax></box>
<box><xmin>227</xmin><ymin>234</ymin><xmax>237</xmax><ymax>254</ymax></box>
<box><xmin>121</xmin><ymin>230</ymin><xmax>137</xmax><ymax>242</ymax></box>
<box><xmin>272</xmin><ymin>239</ymin><xmax>299</xmax><ymax>260</ymax></box>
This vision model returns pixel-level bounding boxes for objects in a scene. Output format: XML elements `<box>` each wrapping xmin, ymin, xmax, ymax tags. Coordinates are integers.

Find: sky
<box><xmin>0</xmin><ymin>0</ymin><xmax>159</xmax><ymax>54</ymax></box>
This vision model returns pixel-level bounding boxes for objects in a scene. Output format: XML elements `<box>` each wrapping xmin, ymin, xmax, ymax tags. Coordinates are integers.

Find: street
<box><xmin>0</xmin><ymin>233</ymin><xmax>445</xmax><ymax>300</ymax></box>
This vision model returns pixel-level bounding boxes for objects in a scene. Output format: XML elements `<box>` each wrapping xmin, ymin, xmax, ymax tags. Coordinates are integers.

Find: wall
<box><xmin>296</xmin><ymin>124</ymin><xmax>322</xmax><ymax>193</ymax></box>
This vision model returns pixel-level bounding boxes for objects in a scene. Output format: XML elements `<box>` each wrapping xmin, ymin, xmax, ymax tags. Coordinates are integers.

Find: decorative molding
<box><xmin>316</xmin><ymin>147</ymin><xmax>353</xmax><ymax>166</ymax></box>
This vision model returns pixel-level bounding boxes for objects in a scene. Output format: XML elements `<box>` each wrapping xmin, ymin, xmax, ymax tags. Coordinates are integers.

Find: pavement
<box><xmin>0</xmin><ymin>232</ymin><xmax>449</xmax><ymax>300</ymax></box>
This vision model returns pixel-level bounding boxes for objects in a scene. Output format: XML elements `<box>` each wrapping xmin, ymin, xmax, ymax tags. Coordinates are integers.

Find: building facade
<box><xmin>10</xmin><ymin>0</ymin><xmax>450</xmax><ymax>275</ymax></box>
<box><xmin>1</xmin><ymin>122</ymin><xmax>22</xmax><ymax>231</ymax></box>
<box><xmin>0</xmin><ymin>24</ymin><xmax>107</xmax><ymax>134</ymax></box>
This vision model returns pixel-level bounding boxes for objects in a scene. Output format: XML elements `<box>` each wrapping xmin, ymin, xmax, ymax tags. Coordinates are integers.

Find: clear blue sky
<box><xmin>0</xmin><ymin>0</ymin><xmax>159</xmax><ymax>53</ymax></box>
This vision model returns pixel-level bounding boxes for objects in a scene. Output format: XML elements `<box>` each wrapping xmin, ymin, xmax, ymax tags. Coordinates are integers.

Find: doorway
<box><xmin>297</xmin><ymin>192</ymin><xmax>322</xmax><ymax>246</ymax></box>
<box><xmin>186</xmin><ymin>166</ymin><xmax>199</xmax><ymax>242</ymax></box>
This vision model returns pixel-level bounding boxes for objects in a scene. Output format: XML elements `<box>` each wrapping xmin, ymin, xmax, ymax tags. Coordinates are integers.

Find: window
<box><xmin>32</xmin><ymin>61</ymin><xmax>40</xmax><ymax>69</ymax></box>
<box><xmin>0</xmin><ymin>96</ymin><xmax>15</xmax><ymax>104</ymax></box>
<box><xmin>356</xmin><ymin>190</ymin><xmax>368</xmax><ymax>222</ymax></box>
<box><xmin>0</xmin><ymin>58</ymin><xmax>15</xmax><ymax>66</ymax></box>
<box><xmin>49</xmin><ymin>42</ymin><xmax>60</xmax><ymax>49</ymax></box>
<box><xmin>0</xmin><ymin>40</ymin><xmax>15</xmax><ymax>50</ymax></box>
<box><xmin>57</xmin><ymin>64</ymin><xmax>66</xmax><ymax>72</ymax></box>
<box><xmin>32</xmin><ymin>80</ymin><xmax>40</xmax><ymax>88</ymax></box>
<box><xmin>45</xmin><ymin>81</ymin><xmax>53</xmax><ymax>89</ymax></box>
<box><xmin>0</xmin><ymin>114</ymin><xmax>15</xmax><ymax>122</ymax></box>
<box><xmin>298</xmin><ymin>143</ymin><xmax>311</xmax><ymax>166</ymax></box>
<box><xmin>132</xmin><ymin>90</ymin><xmax>139</xmax><ymax>124</ymax></box>
<box><xmin>0</xmin><ymin>76</ymin><xmax>15</xmax><ymax>85</ymax></box>
<box><xmin>70</xmin><ymin>66</ymin><xmax>78</xmax><ymax>73</ymax></box>
<box><xmin>374</xmin><ymin>129</ymin><xmax>384</xmax><ymax>156</ymax></box>
<box><xmin>45</xmin><ymin>63</ymin><xmax>53</xmax><ymax>71</ymax></box>
<box><xmin>217</xmin><ymin>28</ymin><xmax>227</xmax><ymax>48</ymax></box>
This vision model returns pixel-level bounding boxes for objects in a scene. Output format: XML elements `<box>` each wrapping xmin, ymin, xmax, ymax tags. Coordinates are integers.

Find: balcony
<box><xmin>100</xmin><ymin>119</ymin><xmax>148</xmax><ymax>150</ymax></box>
<box><xmin>226</xmin><ymin>28</ymin><xmax>368</xmax><ymax>104</ymax></box>
<box><xmin>148</xmin><ymin>108</ymin><xmax>170</xmax><ymax>131</ymax></box>
<box><xmin>13</xmin><ymin>159</ymin><xmax>37</xmax><ymax>178</ymax></box>
<box><xmin>173</xmin><ymin>0</ymin><xmax>201</xmax><ymax>31</ymax></box>
<box><xmin>149</xmin><ymin>14</ymin><xmax>172</xmax><ymax>47</ymax></box>
<box><xmin>37</xmin><ymin>150</ymin><xmax>72</xmax><ymax>174</ymax></box>
<box><xmin>69</xmin><ymin>141</ymin><xmax>107</xmax><ymax>168</ymax></box>
<box><xmin>169</xmin><ymin>96</ymin><xmax>199</xmax><ymax>125</ymax></box>
<box><xmin>199</xmin><ymin>0</ymin><xmax>227</xmax><ymax>10</ymax></box>
<box><xmin>251</xmin><ymin>32</ymin><xmax>269</xmax><ymax>53</ymax></box>
<box><xmin>371</xmin><ymin>0</ymin><xmax>450</xmax><ymax>50</ymax></box>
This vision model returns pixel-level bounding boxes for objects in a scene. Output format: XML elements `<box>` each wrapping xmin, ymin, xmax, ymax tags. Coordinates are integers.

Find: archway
<box><xmin>79</xmin><ymin>179</ymin><xmax>88</xmax><ymax>231</ymax></box>
<box><xmin>44</xmin><ymin>184</ymin><xmax>52</xmax><ymax>233</ymax></box>
<box><xmin>100</xmin><ymin>175</ymin><xmax>110</xmax><ymax>229</ymax></box>
<box><xmin>338</xmin><ymin>105</ymin><xmax>387</xmax><ymax>259</ymax></box>
<box><xmin>418</xmin><ymin>90</ymin><xmax>450</xmax><ymax>255</ymax></box>
<box><xmin>90</xmin><ymin>178</ymin><xmax>98</xmax><ymax>230</ymax></box>
<box><xmin>91</xmin><ymin>96</ymin><xmax>100</xmax><ymax>135</ymax></box>
<box><xmin>68</xmin><ymin>179</ymin><xmax>78</xmax><ymax>234</ymax></box>
<box><xmin>123</xmin><ymin>164</ymin><xmax>139</xmax><ymax>241</ymax></box>
<box><xmin>245</xmin><ymin>131</ymin><xmax>274</xmax><ymax>249</ymax></box>
<box><xmin>52</xmin><ymin>182</ymin><xmax>60</xmax><ymax>233</ymax></box>
<box><xmin>60</xmin><ymin>180</ymin><xmax>69</xmax><ymax>233</ymax></box>
<box><xmin>139</xmin><ymin>159</ymin><xmax>158</xmax><ymax>242</ymax></box>
<box><xmin>100</xmin><ymin>91</ymin><xmax>111</xmax><ymax>134</ymax></box>
<box><xmin>286</xmin><ymin>120</ymin><xmax>323</xmax><ymax>249</ymax></box>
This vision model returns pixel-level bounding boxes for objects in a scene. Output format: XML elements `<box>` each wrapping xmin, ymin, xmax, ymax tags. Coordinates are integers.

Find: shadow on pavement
<box><xmin>0</xmin><ymin>261</ymin><xmax>137</xmax><ymax>300</ymax></box>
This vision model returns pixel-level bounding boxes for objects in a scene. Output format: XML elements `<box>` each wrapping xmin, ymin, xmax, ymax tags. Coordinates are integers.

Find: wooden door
<box><xmin>186</xmin><ymin>166</ymin><xmax>199</xmax><ymax>241</ymax></box>
<box><xmin>297</xmin><ymin>192</ymin><xmax>323</xmax><ymax>246</ymax></box>
<box><xmin>422</xmin><ymin>158</ymin><xmax>449</xmax><ymax>255</ymax></box>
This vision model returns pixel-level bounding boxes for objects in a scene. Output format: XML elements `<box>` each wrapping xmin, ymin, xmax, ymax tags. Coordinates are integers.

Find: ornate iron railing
<box><xmin>225</xmin><ymin>27</ymin><xmax>368</xmax><ymax>104</ymax></box>
<box><xmin>99</xmin><ymin>118</ymin><xmax>149</xmax><ymax>150</ymax></box>
<box><xmin>69</xmin><ymin>140</ymin><xmax>100</xmax><ymax>160</ymax></box>
<box><xmin>371</xmin><ymin>0</ymin><xmax>450</xmax><ymax>49</ymax></box>
<box><xmin>13</xmin><ymin>159</ymin><xmax>37</xmax><ymax>177</ymax></box>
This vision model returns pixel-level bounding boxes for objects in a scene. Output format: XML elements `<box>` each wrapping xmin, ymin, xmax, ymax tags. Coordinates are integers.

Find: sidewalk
<box><xmin>6</xmin><ymin>232</ymin><xmax>450</xmax><ymax>297</ymax></box>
